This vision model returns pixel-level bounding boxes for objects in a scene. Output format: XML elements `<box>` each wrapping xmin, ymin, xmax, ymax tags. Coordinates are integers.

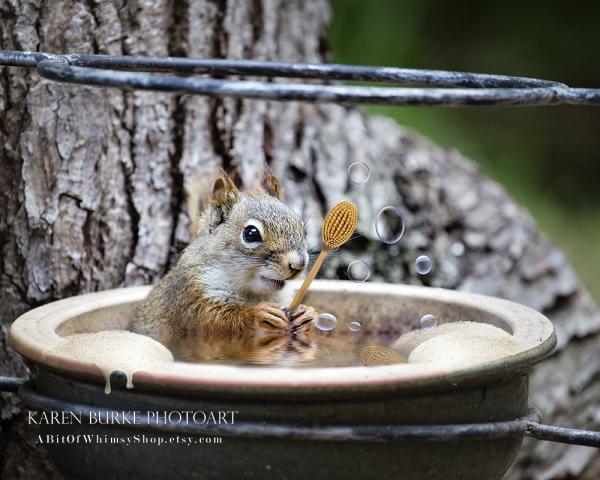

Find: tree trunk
<box><xmin>1</xmin><ymin>1</ymin><xmax>599</xmax><ymax>478</ymax></box>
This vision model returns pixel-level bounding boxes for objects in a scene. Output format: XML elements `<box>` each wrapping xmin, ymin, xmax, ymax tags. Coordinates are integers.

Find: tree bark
<box><xmin>1</xmin><ymin>1</ymin><xmax>599</xmax><ymax>479</ymax></box>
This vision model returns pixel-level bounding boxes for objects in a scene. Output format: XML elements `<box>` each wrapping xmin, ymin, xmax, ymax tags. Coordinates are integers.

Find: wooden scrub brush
<box><xmin>289</xmin><ymin>200</ymin><xmax>358</xmax><ymax>310</ymax></box>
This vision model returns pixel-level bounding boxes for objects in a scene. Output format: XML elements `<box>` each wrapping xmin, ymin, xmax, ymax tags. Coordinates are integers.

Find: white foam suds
<box><xmin>47</xmin><ymin>331</ymin><xmax>174</xmax><ymax>394</ymax></box>
<box><xmin>392</xmin><ymin>321</ymin><xmax>522</xmax><ymax>368</ymax></box>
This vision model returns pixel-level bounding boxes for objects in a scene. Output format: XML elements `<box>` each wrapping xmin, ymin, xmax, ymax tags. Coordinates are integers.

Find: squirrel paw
<box><xmin>288</xmin><ymin>305</ymin><xmax>317</xmax><ymax>334</ymax></box>
<box><xmin>256</xmin><ymin>302</ymin><xmax>290</xmax><ymax>334</ymax></box>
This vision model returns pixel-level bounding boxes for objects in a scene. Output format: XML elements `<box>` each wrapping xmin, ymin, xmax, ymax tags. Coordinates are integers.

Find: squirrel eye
<box><xmin>242</xmin><ymin>225</ymin><xmax>263</xmax><ymax>243</ymax></box>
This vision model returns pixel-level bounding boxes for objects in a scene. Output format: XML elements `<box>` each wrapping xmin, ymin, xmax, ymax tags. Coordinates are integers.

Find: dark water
<box><xmin>166</xmin><ymin>331</ymin><xmax>407</xmax><ymax>368</ymax></box>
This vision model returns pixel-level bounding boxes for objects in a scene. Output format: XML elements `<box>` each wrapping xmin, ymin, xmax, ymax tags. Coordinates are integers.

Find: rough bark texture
<box><xmin>1</xmin><ymin>1</ymin><xmax>599</xmax><ymax>479</ymax></box>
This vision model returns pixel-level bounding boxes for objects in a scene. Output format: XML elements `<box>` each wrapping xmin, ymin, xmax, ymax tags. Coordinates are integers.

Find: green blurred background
<box><xmin>328</xmin><ymin>0</ymin><xmax>600</xmax><ymax>301</ymax></box>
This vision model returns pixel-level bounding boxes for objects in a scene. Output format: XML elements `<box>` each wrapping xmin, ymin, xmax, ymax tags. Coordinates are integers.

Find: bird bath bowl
<box><xmin>9</xmin><ymin>280</ymin><xmax>557</xmax><ymax>480</ymax></box>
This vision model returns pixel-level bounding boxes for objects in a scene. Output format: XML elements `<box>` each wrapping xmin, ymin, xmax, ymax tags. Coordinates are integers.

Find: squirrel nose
<box><xmin>287</xmin><ymin>251</ymin><xmax>308</xmax><ymax>275</ymax></box>
<box><xmin>289</xmin><ymin>265</ymin><xmax>302</xmax><ymax>276</ymax></box>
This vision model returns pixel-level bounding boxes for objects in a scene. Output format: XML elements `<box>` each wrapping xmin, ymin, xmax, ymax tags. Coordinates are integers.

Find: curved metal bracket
<box><xmin>17</xmin><ymin>381</ymin><xmax>536</xmax><ymax>441</ymax></box>
<box><xmin>1</xmin><ymin>379</ymin><xmax>598</xmax><ymax>446</ymax></box>
<box><xmin>9</xmin><ymin>380</ymin><xmax>599</xmax><ymax>447</ymax></box>
<box><xmin>1</xmin><ymin>50</ymin><xmax>599</xmax><ymax>106</ymax></box>
<box><xmin>34</xmin><ymin>59</ymin><xmax>560</xmax><ymax>107</ymax></box>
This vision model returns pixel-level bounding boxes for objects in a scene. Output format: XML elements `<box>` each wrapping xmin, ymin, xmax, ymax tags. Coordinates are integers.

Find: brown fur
<box><xmin>132</xmin><ymin>266</ymin><xmax>256</xmax><ymax>342</ymax></box>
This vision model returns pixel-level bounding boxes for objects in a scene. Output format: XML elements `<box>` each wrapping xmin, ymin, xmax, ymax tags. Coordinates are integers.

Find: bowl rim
<box><xmin>9</xmin><ymin>280</ymin><xmax>556</xmax><ymax>394</ymax></box>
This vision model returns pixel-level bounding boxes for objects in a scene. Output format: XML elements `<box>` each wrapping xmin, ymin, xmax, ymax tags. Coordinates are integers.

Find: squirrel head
<box><xmin>193</xmin><ymin>168</ymin><xmax>309</xmax><ymax>297</ymax></box>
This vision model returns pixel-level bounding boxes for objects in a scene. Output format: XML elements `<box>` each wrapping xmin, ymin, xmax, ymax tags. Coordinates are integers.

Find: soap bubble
<box><xmin>415</xmin><ymin>255</ymin><xmax>433</xmax><ymax>275</ymax></box>
<box><xmin>420</xmin><ymin>314</ymin><xmax>438</xmax><ymax>331</ymax></box>
<box><xmin>374</xmin><ymin>206</ymin><xmax>405</xmax><ymax>244</ymax></box>
<box><xmin>315</xmin><ymin>313</ymin><xmax>337</xmax><ymax>331</ymax></box>
<box><xmin>451</xmin><ymin>242</ymin><xmax>465</xmax><ymax>257</ymax></box>
<box><xmin>348</xmin><ymin>321</ymin><xmax>362</xmax><ymax>332</ymax></box>
<box><xmin>347</xmin><ymin>260</ymin><xmax>370</xmax><ymax>282</ymax></box>
<box><xmin>347</xmin><ymin>162</ymin><xmax>370</xmax><ymax>185</ymax></box>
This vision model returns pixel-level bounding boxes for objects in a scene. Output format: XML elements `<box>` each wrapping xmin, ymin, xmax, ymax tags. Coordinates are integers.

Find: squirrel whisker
<box><xmin>299</xmin><ymin>184</ymin><xmax>312</xmax><ymax>221</ymax></box>
<box><xmin>302</xmin><ymin>206</ymin><xmax>320</xmax><ymax>228</ymax></box>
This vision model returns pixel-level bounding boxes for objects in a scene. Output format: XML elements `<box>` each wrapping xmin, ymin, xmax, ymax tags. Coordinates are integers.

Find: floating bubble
<box><xmin>420</xmin><ymin>314</ymin><xmax>438</xmax><ymax>331</ymax></box>
<box><xmin>415</xmin><ymin>255</ymin><xmax>433</xmax><ymax>275</ymax></box>
<box><xmin>347</xmin><ymin>162</ymin><xmax>371</xmax><ymax>185</ymax></box>
<box><xmin>450</xmin><ymin>241</ymin><xmax>465</xmax><ymax>257</ymax></box>
<box><xmin>374</xmin><ymin>206</ymin><xmax>405</xmax><ymax>244</ymax></box>
<box><xmin>347</xmin><ymin>260</ymin><xmax>370</xmax><ymax>282</ymax></box>
<box><xmin>348</xmin><ymin>321</ymin><xmax>362</xmax><ymax>332</ymax></box>
<box><xmin>315</xmin><ymin>313</ymin><xmax>338</xmax><ymax>331</ymax></box>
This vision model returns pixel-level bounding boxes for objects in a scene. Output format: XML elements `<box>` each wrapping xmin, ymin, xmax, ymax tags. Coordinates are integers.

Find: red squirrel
<box><xmin>132</xmin><ymin>169</ymin><xmax>316</xmax><ymax>343</ymax></box>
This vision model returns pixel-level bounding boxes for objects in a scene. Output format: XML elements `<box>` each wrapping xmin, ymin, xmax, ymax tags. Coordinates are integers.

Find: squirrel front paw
<box><xmin>256</xmin><ymin>302</ymin><xmax>290</xmax><ymax>334</ymax></box>
<box><xmin>288</xmin><ymin>305</ymin><xmax>317</xmax><ymax>334</ymax></box>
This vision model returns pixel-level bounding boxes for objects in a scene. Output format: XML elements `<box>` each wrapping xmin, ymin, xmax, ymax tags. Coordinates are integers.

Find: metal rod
<box><xmin>35</xmin><ymin>60</ymin><xmax>562</xmax><ymax>107</ymax></box>
<box><xmin>525</xmin><ymin>421</ymin><xmax>600</xmax><ymax>448</ymax></box>
<box><xmin>1</xmin><ymin>50</ymin><xmax>599</xmax><ymax>106</ymax></box>
<box><xmin>0</xmin><ymin>50</ymin><xmax>561</xmax><ymax>87</ymax></box>
<box><xmin>0</xmin><ymin>376</ymin><xmax>27</xmax><ymax>393</ymax></box>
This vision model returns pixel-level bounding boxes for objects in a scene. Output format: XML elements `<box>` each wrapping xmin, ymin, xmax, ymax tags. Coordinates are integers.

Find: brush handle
<box><xmin>289</xmin><ymin>248</ymin><xmax>329</xmax><ymax>310</ymax></box>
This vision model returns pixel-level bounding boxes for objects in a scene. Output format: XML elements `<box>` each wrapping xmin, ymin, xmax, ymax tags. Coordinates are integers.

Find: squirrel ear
<box><xmin>209</xmin><ymin>174</ymin><xmax>239</xmax><ymax>227</ymax></box>
<box><xmin>262</xmin><ymin>166</ymin><xmax>283</xmax><ymax>200</ymax></box>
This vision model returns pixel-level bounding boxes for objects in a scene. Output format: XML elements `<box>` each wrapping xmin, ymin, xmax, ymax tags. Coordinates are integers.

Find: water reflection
<box><xmin>167</xmin><ymin>330</ymin><xmax>374</xmax><ymax>368</ymax></box>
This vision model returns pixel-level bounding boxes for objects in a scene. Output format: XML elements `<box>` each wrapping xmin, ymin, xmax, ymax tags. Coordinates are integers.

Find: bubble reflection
<box><xmin>420</xmin><ymin>314</ymin><xmax>438</xmax><ymax>331</ymax></box>
<box><xmin>374</xmin><ymin>206</ymin><xmax>405</xmax><ymax>244</ymax></box>
<box><xmin>315</xmin><ymin>313</ymin><xmax>338</xmax><ymax>331</ymax></box>
<box><xmin>347</xmin><ymin>162</ymin><xmax>371</xmax><ymax>185</ymax></box>
<box><xmin>347</xmin><ymin>260</ymin><xmax>370</xmax><ymax>282</ymax></box>
<box><xmin>415</xmin><ymin>255</ymin><xmax>433</xmax><ymax>275</ymax></box>
<box><xmin>348</xmin><ymin>321</ymin><xmax>362</xmax><ymax>332</ymax></box>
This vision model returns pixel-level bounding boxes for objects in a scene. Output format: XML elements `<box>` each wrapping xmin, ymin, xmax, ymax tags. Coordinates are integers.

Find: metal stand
<box><xmin>1</xmin><ymin>49</ymin><xmax>599</xmax><ymax>449</ymax></box>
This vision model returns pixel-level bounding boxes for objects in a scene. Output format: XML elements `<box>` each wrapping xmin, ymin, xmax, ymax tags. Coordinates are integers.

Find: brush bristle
<box><xmin>321</xmin><ymin>201</ymin><xmax>358</xmax><ymax>249</ymax></box>
<box><xmin>360</xmin><ymin>345</ymin><xmax>406</xmax><ymax>366</ymax></box>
